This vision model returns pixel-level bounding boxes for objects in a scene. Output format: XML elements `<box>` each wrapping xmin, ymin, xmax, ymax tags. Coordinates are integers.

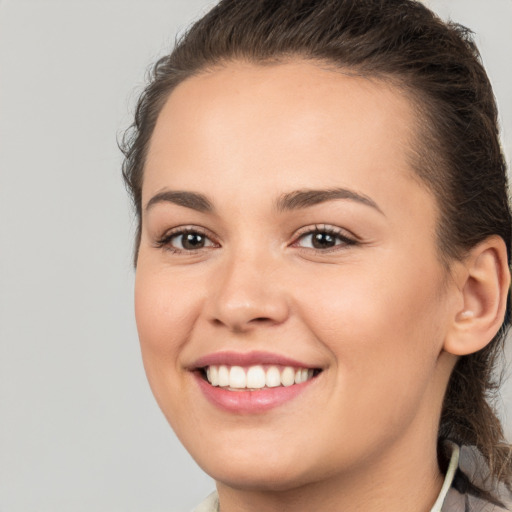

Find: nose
<box><xmin>206</xmin><ymin>251</ymin><xmax>290</xmax><ymax>333</ymax></box>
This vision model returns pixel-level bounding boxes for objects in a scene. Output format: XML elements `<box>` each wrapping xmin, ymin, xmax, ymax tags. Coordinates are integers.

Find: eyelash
<box><xmin>154</xmin><ymin>224</ymin><xmax>358</xmax><ymax>254</ymax></box>
<box><xmin>292</xmin><ymin>225</ymin><xmax>358</xmax><ymax>252</ymax></box>
<box><xmin>154</xmin><ymin>226</ymin><xmax>218</xmax><ymax>254</ymax></box>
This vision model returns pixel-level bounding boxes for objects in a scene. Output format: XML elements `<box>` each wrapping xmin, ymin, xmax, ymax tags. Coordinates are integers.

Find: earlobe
<box><xmin>444</xmin><ymin>236</ymin><xmax>511</xmax><ymax>356</ymax></box>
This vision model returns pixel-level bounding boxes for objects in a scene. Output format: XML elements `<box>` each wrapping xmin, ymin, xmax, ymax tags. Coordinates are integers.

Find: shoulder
<box><xmin>443</xmin><ymin>487</ymin><xmax>511</xmax><ymax>512</ymax></box>
<box><xmin>441</xmin><ymin>443</ymin><xmax>512</xmax><ymax>512</ymax></box>
<box><xmin>191</xmin><ymin>491</ymin><xmax>219</xmax><ymax>512</ymax></box>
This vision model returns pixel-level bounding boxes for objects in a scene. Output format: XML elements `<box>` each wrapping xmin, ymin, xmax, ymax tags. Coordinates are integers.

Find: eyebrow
<box><xmin>144</xmin><ymin>187</ymin><xmax>383</xmax><ymax>215</ymax></box>
<box><xmin>145</xmin><ymin>190</ymin><xmax>214</xmax><ymax>213</ymax></box>
<box><xmin>275</xmin><ymin>188</ymin><xmax>383</xmax><ymax>214</ymax></box>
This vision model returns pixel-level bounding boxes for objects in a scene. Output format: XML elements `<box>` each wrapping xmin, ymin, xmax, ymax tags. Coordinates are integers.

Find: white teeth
<box><xmin>204</xmin><ymin>364</ymin><xmax>318</xmax><ymax>389</ymax></box>
<box><xmin>229</xmin><ymin>366</ymin><xmax>246</xmax><ymax>388</ymax></box>
<box><xmin>295</xmin><ymin>368</ymin><xmax>308</xmax><ymax>384</ymax></box>
<box><xmin>208</xmin><ymin>366</ymin><xmax>219</xmax><ymax>386</ymax></box>
<box><xmin>246</xmin><ymin>365</ymin><xmax>266</xmax><ymax>389</ymax></box>
<box><xmin>218</xmin><ymin>365</ymin><xmax>230</xmax><ymax>387</ymax></box>
<box><xmin>281</xmin><ymin>366</ymin><xmax>295</xmax><ymax>387</ymax></box>
<box><xmin>266</xmin><ymin>366</ymin><xmax>281</xmax><ymax>387</ymax></box>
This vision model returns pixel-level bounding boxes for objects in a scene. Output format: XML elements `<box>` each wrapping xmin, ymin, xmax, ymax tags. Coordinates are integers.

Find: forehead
<box><xmin>144</xmin><ymin>59</ymin><xmax>429</xmax><ymax>217</ymax></box>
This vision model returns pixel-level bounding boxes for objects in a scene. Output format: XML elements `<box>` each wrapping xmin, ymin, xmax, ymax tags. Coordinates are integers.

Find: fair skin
<box><xmin>134</xmin><ymin>60</ymin><xmax>509</xmax><ymax>512</ymax></box>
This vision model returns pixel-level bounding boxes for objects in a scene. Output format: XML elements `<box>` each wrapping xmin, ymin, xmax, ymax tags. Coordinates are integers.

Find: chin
<box><xmin>188</xmin><ymin>438</ymin><xmax>332</xmax><ymax>493</ymax></box>
<box><xmin>204</xmin><ymin>460</ymin><xmax>323</xmax><ymax>492</ymax></box>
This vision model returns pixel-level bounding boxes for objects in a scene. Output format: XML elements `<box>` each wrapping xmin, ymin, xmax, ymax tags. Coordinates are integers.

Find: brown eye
<box><xmin>181</xmin><ymin>233</ymin><xmax>206</xmax><ymax>250</ymax></box>
<box><xmin>296</xmin><ymin>228</ymin><xmax>357</xmax><ymax>250</ymax></box>
<box><xmin>167</xmin><ymin>231</ymin><xmax>215</xmax><ymax>251</ymax></box>
<box><xmin>311</xmin><ymin>232</ymin><xmax>337</xmax><ymax>249</ymax></box>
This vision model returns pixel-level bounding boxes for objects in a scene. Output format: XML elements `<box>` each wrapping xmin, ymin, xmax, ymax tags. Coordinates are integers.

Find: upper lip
<box><xmin>191</xmin><ymin>350</ymin><xmax>320</xmax><ymax>369</ymax></box>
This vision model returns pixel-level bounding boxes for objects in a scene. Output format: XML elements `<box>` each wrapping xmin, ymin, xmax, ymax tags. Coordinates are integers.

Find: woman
<box><xmin>121</xmin><ymin>1</ymin><xmax>512</xmax><ymax>510</ymax></box>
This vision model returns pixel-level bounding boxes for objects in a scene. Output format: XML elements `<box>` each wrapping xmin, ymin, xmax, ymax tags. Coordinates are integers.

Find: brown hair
<box><xmin>121</xmin><ymin>0</ymin><xmax>512</xmax><ymax>499</ymax></box>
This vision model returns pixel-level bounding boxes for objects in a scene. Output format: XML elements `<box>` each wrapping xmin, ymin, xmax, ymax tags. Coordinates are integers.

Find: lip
<box><xmin>194</xmin><ymin>372</ymin><xmax>318</xmax><ymax>413</ymax></box>
<box><xmin>191</xmin><ymin>350</ymin><xmax>317</xmax><ymax>369</ymax></box>
<box><xmin>190</xmin><ymin>351</ymin><xmax>322</xmax><ymax>414</ymax></box>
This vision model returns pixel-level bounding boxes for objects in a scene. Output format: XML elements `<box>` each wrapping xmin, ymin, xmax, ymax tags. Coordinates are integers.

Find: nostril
<box><xmin>208</xmin><ymin>290</ymin><xmax>290</xmax><ymax>331</ymax></box>
<box><xmin>211</xmin><ymin>315</ymin><xmax>276</xmax><ymax>333</ymax></box>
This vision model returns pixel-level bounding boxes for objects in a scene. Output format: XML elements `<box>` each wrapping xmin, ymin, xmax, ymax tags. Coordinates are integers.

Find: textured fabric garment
<box><xmin>191</xmin><ymin>444</ymin><xmax>511</xmax><ymax>512</ymax></box>
<box><xmin>445</xmin><ymin>444</ymin><xmax>511</xmax><ymax>512</ymax></box>
<box><xmin>192</xmin><ymin>492</ymin><xmax>219</xmax><ymax>512</ymax></box>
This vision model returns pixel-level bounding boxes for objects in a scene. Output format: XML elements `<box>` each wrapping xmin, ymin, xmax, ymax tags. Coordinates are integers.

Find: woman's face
<box><xmin>135</xmin><ymin>61</ymin><xmax>458</xmax><ymax>490</ymax></box>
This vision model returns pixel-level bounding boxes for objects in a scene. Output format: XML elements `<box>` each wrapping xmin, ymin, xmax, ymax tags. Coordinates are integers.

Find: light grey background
<box><xmin>0</xmin><ymin>1</ymin><xmax>510</xmax><ymax>511</ymax></box>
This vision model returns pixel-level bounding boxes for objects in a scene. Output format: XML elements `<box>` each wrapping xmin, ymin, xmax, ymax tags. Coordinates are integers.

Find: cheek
<box><xmin>133</xmin><ymin>266</ymin><xmax>204</xmax><ymax>429</ymax></box>
<box><xmin>295</xmin><ymin>253</ymin><xmax>447</xmax><ymax>414</ymax></box>
<box><xmin>134</xmin><ymin>266</ymin><xmax>199</xmax><ymax>371</ymax></box>
<box><xmin>300</xmin><ymin>254</ymin><xmax>443</xmax><ymax>343</ymax></box>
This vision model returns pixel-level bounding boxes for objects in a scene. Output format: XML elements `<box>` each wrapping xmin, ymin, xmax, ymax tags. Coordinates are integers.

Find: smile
<box><xmin>192</xmin><ymin>351</ymin><xmax>323</xmax><ymax>412</ymax></box>
<box><xmin>204</xmin><ymin>365</ymin><xmax>317</xmax><ymax>390</ymax></box>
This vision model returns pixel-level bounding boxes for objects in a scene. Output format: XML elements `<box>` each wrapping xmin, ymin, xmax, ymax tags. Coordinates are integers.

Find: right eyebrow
<box><xmin>144</xmin><ymin>190</ymin><xmax>214</xmax><ymax>213</ymax></box>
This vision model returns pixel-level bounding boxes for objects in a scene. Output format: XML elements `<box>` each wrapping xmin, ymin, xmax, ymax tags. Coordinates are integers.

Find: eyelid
<box><xmin>154</xmin><ymin>225</ymin><xmax>220</xmax><ymax>252</ymax></box>
<box><xmin>153</xmin><ymin>223</ymin><xmax>358</xmax><ymax>254</ymax></box>
<box><xmin>291</xmin><ymin>224</ymin><xmax>359</xmax><ymax>250</ymax></box>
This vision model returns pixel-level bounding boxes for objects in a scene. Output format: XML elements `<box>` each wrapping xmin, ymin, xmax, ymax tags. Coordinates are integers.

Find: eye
<box><xmin>294</xmin><ymin>227</ymin><xmax>357</xmax><ymax>250</ymax></box>
<box><xmin>171</xmin><ymin>232</ymin><xmax>213</xmax><ymax>250</ymax></box>
<box><xmin>156</xmin><ymin>228</ymin><xmax>217</xmax><ymax>252</ymax></box>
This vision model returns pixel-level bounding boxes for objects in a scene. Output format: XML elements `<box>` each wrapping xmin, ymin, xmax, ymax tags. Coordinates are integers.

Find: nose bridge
<box><xmin>208</xmin><ymin>242</ymin><xmax>289</xmax><ymax>331</ymax></box>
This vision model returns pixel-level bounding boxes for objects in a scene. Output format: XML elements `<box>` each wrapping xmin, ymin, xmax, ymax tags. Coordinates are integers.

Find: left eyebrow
<box><xmin>275</xmin><ymin>187</ymin><xmax>384</xmax><ymax>215</ymax></box>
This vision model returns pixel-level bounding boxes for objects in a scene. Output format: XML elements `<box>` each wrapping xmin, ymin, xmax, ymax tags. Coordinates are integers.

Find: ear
<box><xmin>444</xmin><ymin>236</ymin><xmax>511</xmax><ymax>356</ymax></box>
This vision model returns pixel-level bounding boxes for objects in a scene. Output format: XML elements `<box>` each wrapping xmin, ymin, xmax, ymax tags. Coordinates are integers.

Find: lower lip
<box><xmin>194</xmin><ymin>372</ymin><xmax>317</xmax><ymax>413</ymax></box>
